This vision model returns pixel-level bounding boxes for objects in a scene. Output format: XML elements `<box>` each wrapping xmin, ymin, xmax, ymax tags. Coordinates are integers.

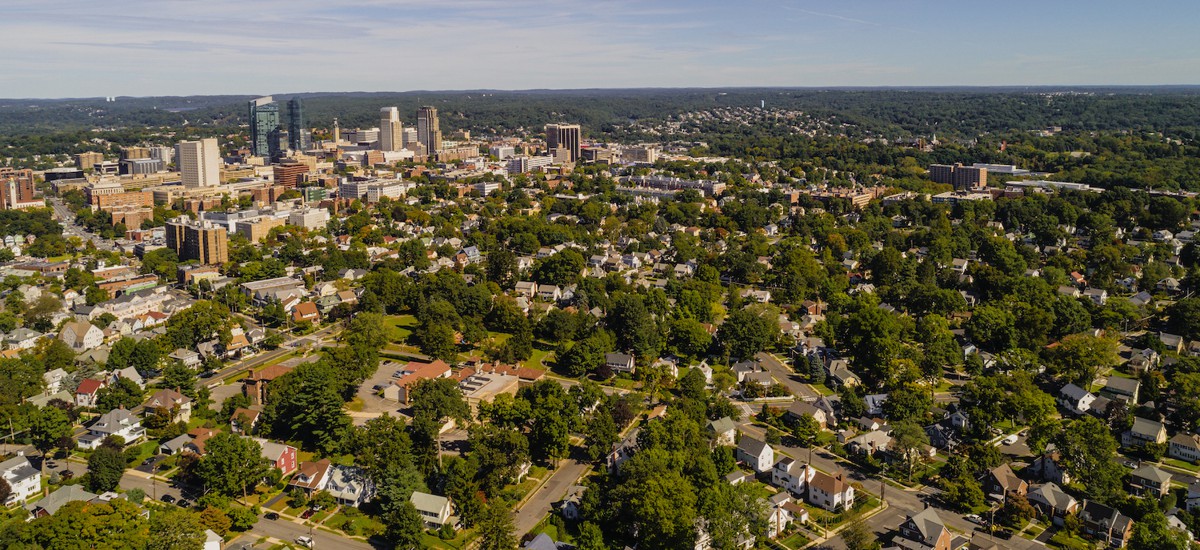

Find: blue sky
<box><xmin>3</xmin><ymin>0</ymin><xmax>1198</xmax><ymax>98</ymax></box>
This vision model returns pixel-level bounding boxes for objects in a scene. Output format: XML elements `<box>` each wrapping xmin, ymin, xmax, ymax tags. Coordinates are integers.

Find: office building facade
<box><xmin>545</xmin><ymin>123</ymin><xmax>582</xmax><ymax>163</ymax></box>
<box><xmin>286</xmin><ymin>98</ymin><xmax>311</xmax><ymax>152</ymax></box>
<box><xmin>417</xmin><ymin>106</ymin><xmax>443</xmax><ymax>154</ymax></box>
<box><xmin>249</xmin><ymin>97</ymin><xmax>281</xmax><ymax>159</ymax></box>
<box><xmin>929</xmin><ymin>163</ymin><xmax>987</xmax><ymax>190</ymax></box>
<box><xmin>177</xmin><ymin>138</ymin><xmax>221</xmax><ymax>188</ymax></box>
<box><xmin>380</xmin><ymin>107</ymin><xmax>403</xmax><ymax>152</ymax></box>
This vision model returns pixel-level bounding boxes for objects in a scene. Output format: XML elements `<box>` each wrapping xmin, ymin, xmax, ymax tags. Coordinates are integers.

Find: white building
<box><xmin>379</xmin><ymin>107</ymin><xmax>403</xmax><ymax>152</ymax></box>
<box><xmin>178</xmin><ymin>138</ymin><xmax>220</xmax><ymax>188</ymax></box>
<box><xmin>0</xmin><ymin>455</ymin><xmax>41</xmax><ymax>505</ymax></box>
<box><xmin>288</xmin><ymin>208</ymin><xmax>331</xmax><ymax>230</ymax></box>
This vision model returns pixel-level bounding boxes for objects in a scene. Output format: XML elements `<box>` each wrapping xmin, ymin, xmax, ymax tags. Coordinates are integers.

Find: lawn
<box><xmin>125</xmin><ymin>441</ymin><xmax>161</xmax><ymax>466</ymax></box>
<box><xmin>327</xmin><ymin>510</ymin><xmax>383</xmax><ymax>537</ymax></box>
<box><xmin>1049</xmin><ymin>530</ymin><xmax>1094</xmax><ymax>550</ymax></box>
<box><xmin>779</xmin><ymin>532</ymin><xmax>811</xmax><ymax>549</ymax></box>
<box><xmin>530</xmin><ymin>517</ymin><xmax>579</xmax><ymax>544</ymax></box>
<box><xmin>525</xmin><ymin>346</ymin><xmax>553</xmax><ymax>369</ymax></box>
<box><xmin>385</xmin><ymin>314</ymin><xmax>419</xmax><ymax>343</ymax></box>
<box><xmin>419</xmin><ymin>530</ymin><xmax>477</xmax><ymax>549</ymax></box>
<box><xmin>812</xmin><ymin>383</ymin><xmax>835</xmax><ymax>396</ymax></box>
<box><xmin>1162</xmin><ymin>458</ymin><xmax>1200</xmax><ymax>473</ymax></box>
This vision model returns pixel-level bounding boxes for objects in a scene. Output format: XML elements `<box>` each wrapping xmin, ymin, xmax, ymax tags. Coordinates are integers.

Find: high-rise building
<box><xmin>545</xmin><ymin>123</ymin><xmax>582</xmax><ymax>163</ymax></box>
<box><xmin>166</xmin><ymin>217</ymin><xmax>229</xmax><ymax>265</ymax></box>
<box><xmin>416</xmin><ymin>106</ymin><xmax>442</xmax><ymax>154</ymax></box>
<box><xmin>273</xmin><ymin>160</ymin><xmax>310</xmax><ymax>188</ymax></box>
<box><xmin>249</xmin><ymin>97</ymin><xmax>281</xmax><ymax>158</ymax></box>
<box><xmin>76</xmin><ymin>152</ymin><xmax>105</xmax><ymax>170</ymax></box>
<box><xmin>286</xmin><ymin>98</ymin><xmax>311</xmax><ymax>152</ymax></box>
<box><xmin>379</xmin><ymin>107</ymin><xmax>403</xmax><ymax>152</ymax></box>
<box><xmin>929</xmin><ymin>163</ymin><xmax>987</xmax><ymax>190</ymax></box>
<box><xmin>177</xmin><ymin>138</ymin><xmax>221</xmax><ymax>188</ymax></box>
<box><xmin>401</xmin><ymin>128</ymin><xmax>418</xmax><ymax>149</ymax></box>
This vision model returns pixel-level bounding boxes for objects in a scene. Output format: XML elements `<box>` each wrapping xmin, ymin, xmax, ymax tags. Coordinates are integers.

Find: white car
<box><xmin>294</xmin><ymin>535</ymin><xmax>313</xmax><ymax>548</ymax></box>
<box><xmin>1001</xmin><ymin>434</ymin><xmax>1018</xmax><ymax>446</ymax></box>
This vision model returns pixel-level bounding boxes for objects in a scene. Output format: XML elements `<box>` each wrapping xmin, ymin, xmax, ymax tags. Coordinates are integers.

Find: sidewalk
<box><xmin>801</xmin><ymin>500</ymin><xmax>890</xmax><ymax>549</ymax></box>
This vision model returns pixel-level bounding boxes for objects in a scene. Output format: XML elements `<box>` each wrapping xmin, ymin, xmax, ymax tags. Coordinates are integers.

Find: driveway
<box><xmin>513</xmin><ymin>458</ymin><xmax>591</xmax><ymax>536</ymax></box>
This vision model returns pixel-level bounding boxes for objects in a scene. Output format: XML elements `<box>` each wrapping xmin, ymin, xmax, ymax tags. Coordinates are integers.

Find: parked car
<box><xmin>295</xmin><ymin>535</ymin><xmax>313</xmax><ymax>548</ymax></box>
<box><xmin>965</xmin><ymin>514</ymin><xmax>984</xmax><ymax>525</ymax></box>
<box><xmin>264</xmin><ymin>512</ymin><xmax>280</xmax><ymax>520</ymax></box>
<box><xmin>300</xmin><ymin>509</ymin><xmax>316</xmax><ymax>519</ymax></box>
<box><xmin>177</xmin><ymin>500</ymin><xmax>191</xmax><ymax>508</ymax></box>
<box><xmin>161</xmin><ymin>495</ymin><xmax>176</xmax><ymax>504</ymax></box>
<box><xmin>1001</xmin><ymin>434</ymin><xmax>1018</xmax><ymax>446</ymax></box>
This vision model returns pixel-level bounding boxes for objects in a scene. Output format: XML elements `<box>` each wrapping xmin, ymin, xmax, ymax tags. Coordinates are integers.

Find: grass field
<box><xmin>384</xmin><ymin>314</ymin><xmax>419</xmax><ymax>343</ymax></box>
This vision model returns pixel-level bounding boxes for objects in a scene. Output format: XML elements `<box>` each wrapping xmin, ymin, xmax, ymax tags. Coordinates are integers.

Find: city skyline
<box><xmin>3</xmin><ymin>0</ymin><xmax>1199</xmax><ymax>98</ymax></box>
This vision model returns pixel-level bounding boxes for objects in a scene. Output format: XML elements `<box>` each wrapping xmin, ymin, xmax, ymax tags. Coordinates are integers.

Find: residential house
<box><xmin>1129</xmin><ymin>464</ymin><xmax>1172</xmax><ymax>498</ymax></box>
<box><xmin>561</xmin><ymin>485</ymin><xmax>586</xmax><ymax>521</ymax></box>
<box><xmin>78</xmin><ymin>408</ymin><xmax>145</xmax><ymax>449</ymax></box>
<box><xmin>142</xmin><ymin>388</ymin><xmax>193</xmax><ymax>423</ymax></box>
<box><xmin>1029</xmin><ymin>451</ymin><xmax>1072</xmax><ymax>485</ymax></box>
<box><xmin>0</xmin><ymin>456</ymin><xmax>40</xmax><ymax>505</ymax></box>
<box><xmin>968</xmin><ymin>532</ymin><xmax>1006</xmax><ymax>550</ymax></box>
<box><xmin>1027</xmin><ymin>482</ymin><xmax>1079</xmax><ymax>526</ymax></box>
<box><xmin>288</xmin><ymin>459</ymin><xmax>332</xmax><ymax>495</ymax></box>
<box><xmin>43</xmin><ymin>368</ymin><xmax>68</xmax><ymax>394</ymax></box>
<box><xmin>766</xmin><ymin>492</ymin><xmax>808</xmax><ymax>539</ymax></box>
<box><xmin>707</xmin><ymin>417</ymin><xmax>737</xmax><ymax>446</ymax></box>
<box><xmin>536</xmin><ymin>284</ymin><xmax>562</xmax><ymax>302</ymax></box>
<box><xmin>894</xmin><ymin>508</ymin><xmax>952</xmax><ymax>550</ymax></box>
<box><xmin>5</xmin><ymin>328</ymin><xmax>44</xmax><ymax>351</ymax></box>
<box><xmin>514</xmin><ymin>281</ymin><xmax>537</xmax><ymax>298</ymax></box>
<box><xmin>984</xmin><ymin>463</ymin><xmax>1028</xmax><ymax>502</ymax></box>
<box><xmin>410</xmin><ymin>491</ymin><xmax>454</xmax><ymax>528</ymax></box>
<box><xmin>826</xmin><ymin>360</ymin><xmax>861</xmax><ymax>387</ymax></box>
<box><xmin>847</xmin><ymin>430</ymin><xmax>892</xmax><ymax>457</ymax></box>
<box><xmin>25</xmin><ymin>485</ymin><xmax>99</xmax><ymax>519</ymax></box>
<box><xmin>325</xmin><ymin>465</ymin><xmax>374</xmax><ymax>506</ymax></box>
<box><xmin>256</xmin><ymin>439</ymin><xmax>298</xmax><ymax>475</ymax></box>
<box><xmin>1079</xmin><ymin>500</ymin><xmax>1134</xmax><ymax>548</ymax></box>
<box><xmin>523</xmin><ymin>533</ymin><xmax>573</xmax><ymax>550</ymax></box>
<box><xmin>785</xmin><ymin>401</ymin><xmax>828</xmax><ymax>430</ymax></box>
<box><xmin>59</xmin><ymin>320</ymin><xmax>103</xmax><ymax>351</ymax></box>
<box><xmin>604</xmin><ymin>352</ymin><xmax>636</xmax><ymax>375</ymax></box>
<box><xmin>160</xmin><ymin>434</ymin><xmax>191</xmax><ymax>455</ymax></box>
<box><xmin>291</xmin><ymin>301</ymin><xmax>320</xmax><ymax>324</ymax></box>
<box><xmin>1101</xmin><ymin>377</ymin><xmax>1139</xmax><ymax>405</ymax></box>
<box><xmin>203</xmin><ymin>529</ymin><xmax>222</xmax><ymax>550</ymax></box>
<box><xmin>770</xmin><ymin>457</ymin><xmax>815</xmax><ymax>496</ymax></box>
<box><xmin>230</xmin><ymin>408</ymin><xmax>261</xmax><ymax>434</ymax></box>
<box><xmin>1058</xmin><ymin>383</ymin><xmax>1096</xmax><ymax>415</ymax></box>
<box><xmin>1187</xmin><ymin>481</ymin><xmax>1200</xmax><ymax>512</ymax></box>
<box><xmin>1122</xmin><ymin>417</ymin><xmax>1168</xmax><ymax>448</ymax></box>
<box><xmin>1169</xmin><ymin>433</ymin><xmax>1200</xmax><ymax>463</ymax></box>
<box><xmin>807</xmin><ymin>470</ymin><xmax>854</xmax><ymax>512</ymax></box>
<box><xmin>242</xmin><ymin>363</ymin><xmax>293</xmax><ymax>406</ymax></box>
<box><xmin>736</xmin><ymin>435</ymin><xmax>775</xmax><ymax>473</ymax></box>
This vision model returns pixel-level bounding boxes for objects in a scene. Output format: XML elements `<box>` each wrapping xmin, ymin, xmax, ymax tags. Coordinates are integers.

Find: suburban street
<box><xmin>756</xmin><ymin>351</ymin><xmax>820</xmax><ymax>401</ymax></box>
<box><xmin>513</xmin><ymin>458</ymin><xmax>591</xmax><ymax>536</ymax></box>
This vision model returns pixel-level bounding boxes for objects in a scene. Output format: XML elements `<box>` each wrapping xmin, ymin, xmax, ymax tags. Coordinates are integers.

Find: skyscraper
<box><xmin>166</xmin><ymin>217</ymin><xmax>228</xmax><ymax>265</ymax></box>
<box><xmin>379</xmin><ymin>107</ymin><xmax>403</xmax><ymax>152</ymax></box>
<box><xmin>248</xmin><ymin>96</ymin><xmax>280</xmax><ymax>158</ymax></box>
<box><xmin>416</xmin><ymin>106</ymin><xmax>442</xmax><ymax>154</ymax></box>
<box><xmin>546</xmin><ymin>123</ymin><xmax>582</xmax><ymax>163</ymax></box>
<box><xmin>177</xmin><ymin>138</ymin><xmax>220</xmax><ymax>188</ymax></box>
<box><xmin>286</xmin><ymin>97</ymin><xmax>311</xmax><ymax>152</ymax></box>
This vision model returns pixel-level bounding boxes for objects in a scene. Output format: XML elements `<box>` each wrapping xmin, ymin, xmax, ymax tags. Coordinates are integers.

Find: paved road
<box><xmin>513</xmin><ymin>458</ymin><xmax>591</xmax><ymax>536</ymax></box>
<box><xmin>756</xmin><ymin>352</ymin><xmax>819</xmax><ymax>400</ymax></box>
<box><xmin>248</xmin><ymin>513</ymin><xmax>380</xmax><ymax>550</ymax></box>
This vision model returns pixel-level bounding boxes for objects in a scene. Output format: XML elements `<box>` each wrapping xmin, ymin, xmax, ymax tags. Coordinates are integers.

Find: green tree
<box><xmin>477</xmin><ymin>500</ymin><xmax>517</xmax><ymax>550</ymax></box>
<box><xmin>148</xmin><ymin>507</ymin><xmax>206</xmax><ymax>550</ymax></box>
<box><xmin>86</xmin><ymin>447</ymin><xmax>126</xmax><ymax>492</ymax></box>
<box><xmin>25</xmin><ymin>499</ymin><xmax>150</xmax><ymax>550</ymax></box>
<box><xmin>195</xmin><ymin>433</ymin><xmax>268</xmax><ymax>499</ymax></box>
<box><xmin>384</xmin><ymin>501</ymin><xmax>424</xmax><ymax>550</ymax></box>
<box><xmin>1130</xmin><ymin>510</ymin><xmax>1192</xmax><ymax>550</ymax></box>
<box><xmin>718</xmin><ymin>304</ymin><xmax>780</xmax><ymax>360</ymax></box>
<box><xmin>889</xmin><ymin>421</ymin><xmax>930</xmax><ymax>480</ymax></box>
<box><xmin>96</xmin><ymin>376</ymin><xmax>144</xmax><ymax>411</ymax></box>
<box><xmin>841</xmin><ymin>518</ymin><xmax>881</xmax><ymax>550</ymax></box>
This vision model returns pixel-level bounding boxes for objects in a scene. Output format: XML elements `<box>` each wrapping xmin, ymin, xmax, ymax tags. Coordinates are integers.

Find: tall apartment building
<box><xmin>236</xmin><ymin>217</ymin><xmax>285</xmax><ymax>244</ymax></box>
<box><xmin>545</xmin><ymin>123</ymin><xmax>582</xmax><ymax>163</ymax></box>
<box><xmin>166</xmin><ymin>218</ymin><xmax>228</xmax><ymax>265</ymax></box>
<box><xmin>402</xmin><ymin>128</ymin><xmax>418</xmax><ymax>149</ymax></box>
<box><xmin>417</xmin><ymin>106</ymin><xmax>443</xmax><ymax>154</ymax></box>
<box><xmin>379</xmin><ymin>107</ymin><xmax>403</xmax><ymax>152</ymax></box>
<box><xmin>0</xmin><ymin>169</ymin><xmax>37</xmax><ymax>210</ymax></box>
<box><xmin>929</xmin><ymin>163</ymin><xmax>987</xmax><ymax>190</ymax></box>
<box><xmin>286</xmin><ymin>97</ymin><xmax>311</xmax><ymax>152</ymax></box>
<box><xmin>177</xmin><ymin>138</ymin><xmax>221</xmax><ymax>188</ymax></box>
<box><xmin>249</xmin><ymin>97</ymin><xmax>281</xmax><ymax>159</ymax></box>
<box><xmin>120</xmin><ymin>146</ymin><xmax>151</xmax><ymax>160</ymax></box>
<box><xmin>75</xmin><ymin>152</ymin><xmax>105</xmax><ymax>170</ymax></box>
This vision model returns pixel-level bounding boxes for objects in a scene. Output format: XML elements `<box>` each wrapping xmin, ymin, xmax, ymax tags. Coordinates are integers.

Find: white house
<box><xmin>707</xmin><ymin>417</ymin><xmax>737</xmax><ymax>446</ymax></box>
<box><xmin>1058</xmin><ymin>384</ymin><xmax>1096</xmax><ymax>415</ymax></box>
<box><xmin>736</xmin><ymin>435</ymin><xmax>775</xmax><ymax>473</ymax></box>
<box><xmin>203</xmin><ymin>529</ymin><xmax>222</xmax><ymax>550</ymax></box>
<box><xmin>807</xmin><ymin>471</ymin><xmax>854</xmax><ymax>511</ymax></box>
<box><xmin>58</xmin><ymin>320</ymin><xmax>103</xmax><ymax>352</ymax></box>
<box><xmin>0</xmin><ymin>455</ymin><xmax>41</xmax><ymax>505</ymax></box>
<box><xmin>771</xmin><ymin>457</ymin><xmax>815</xmax><ymax>496</ymax></box>
<box><xmin>326</xmin><ymin>465</ymin><xmax>375</xmax><ymax>506</ymax></box>
<box><xmin>78</xmin><ymin>408</ymin><xmax>145</xmax><ymax>449</ymax></box>
<box><xmin>410</xmin><ymin>491</ymin><xmax>454</xmax><ymax>528</ymax></box>
<box><xmin>605</xmin><ymin>352</ymin><xmax>636</xmax><ymax>374</ymax></box>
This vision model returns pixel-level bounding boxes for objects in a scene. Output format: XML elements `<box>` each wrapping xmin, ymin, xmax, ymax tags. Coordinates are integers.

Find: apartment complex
<box><xmin>166</xmin><ymin>217</ymin><xmax>228</xmax><ymax>265</ymax></box>
<box><xmin>929</xmin><ymin>163</ymin><xmax>987</xmax><ymax>190</ymax></box>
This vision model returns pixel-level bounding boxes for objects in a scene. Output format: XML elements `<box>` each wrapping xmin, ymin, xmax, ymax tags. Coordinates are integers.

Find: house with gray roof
<box><xmin>736</xmin><ymin>434</ymin><xmax>775</xmax><ymax>473</ymax></box>
<box><xmin>410</xmin><ymin>491</ymin><xmax>454</xmax><ymax>528</ymax></box>
<box><xmin>26</xmin><ymin>485</ymin><xmax>98</xmax><ymax>518</ymax></box>
<box><xmin>0</xmin><ymin>456</ymin><xmax>40</xmax><ymax>505</ymax></box>
<box><xmin>1130</xmin><ymin>464</ymin><xmax>1173</xmax><ymax>498</ymax></box>
<box><xmin>1027</xmin><ymin>482</ymin><xmax>1078</xmax><ymax>526</ymax></box>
